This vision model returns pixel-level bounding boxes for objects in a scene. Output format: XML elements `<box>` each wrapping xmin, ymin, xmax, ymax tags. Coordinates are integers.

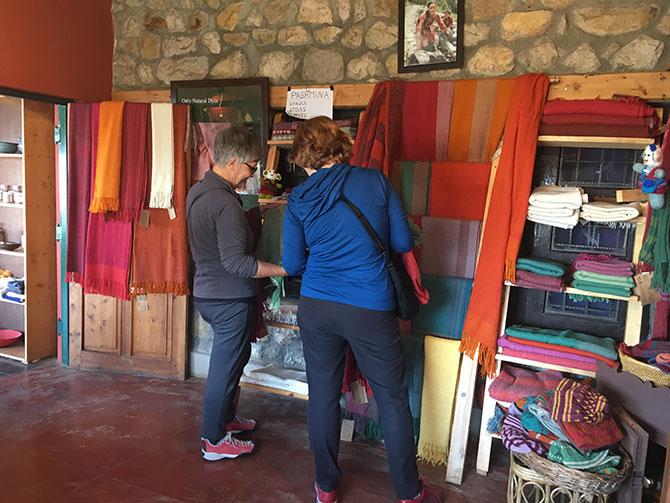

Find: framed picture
<box><xmin>398</xmin><ymin>0</ymin><xmax>464</xmax><ymax>73</ymax></box>
<box><xmin>170</xmin><ymin>78</ymin><xmax>269</xmax><ymax>191</ymax></box>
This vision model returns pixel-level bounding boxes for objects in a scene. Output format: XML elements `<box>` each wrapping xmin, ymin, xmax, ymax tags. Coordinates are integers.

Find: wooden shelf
<box><xmin>0</xmin><ymin>153</ymin><xmax>22</xmax><ymax>159</ymax></box>
<box><xmin>538</xmin><ymin>135</ymin><xmax>652</xmax><ymax>149</ymax></box>
<box><xmin>0</xmin><ymin>202</ymin><xmax>23</xmax><ymax>209</ymax></box>
<box><xmin>0</xmin><ymin>341</ymin><xmax>25</xmax><ymax>362</ymax></box>
<box><xmin>0</xmin><ymin>248</ymin><xmax>24</xmax><ymax>257</ymax></box>
<box><xmin>505</xmin><ymin>281</ymin><xmax>638</xmax><ymax>302</ymax></box>
<box><xmin>495</xmin><ymin>352</ymin><xmax>596</xmax><ymax>378</ymax></box>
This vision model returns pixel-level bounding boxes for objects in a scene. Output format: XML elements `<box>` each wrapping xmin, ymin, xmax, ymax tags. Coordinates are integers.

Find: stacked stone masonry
<box><xmin>113</xmin><ymin>0</ymin><xmax>670</xmax><ymax>88</ymax></box>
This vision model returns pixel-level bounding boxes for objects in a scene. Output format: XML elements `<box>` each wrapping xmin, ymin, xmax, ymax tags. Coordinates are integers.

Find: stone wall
<box><xmin>113</xmin><ymin>0</ymin><xmax>670</xmax><ymax>89</ymax></box>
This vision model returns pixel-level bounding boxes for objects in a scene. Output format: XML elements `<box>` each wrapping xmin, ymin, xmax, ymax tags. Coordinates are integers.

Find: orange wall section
<box><xmin>0</xmin><ymin>0</ymin><xmax>114</xmax><ymax>102</ymax></box>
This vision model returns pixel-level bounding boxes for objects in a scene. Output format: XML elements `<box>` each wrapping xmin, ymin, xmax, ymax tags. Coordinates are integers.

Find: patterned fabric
<box><xmin>412</xmin><ymin>275</ymin><xmax>473</xmax><ymax>339</ymax></box>
<box><xmin>419</xmin><ymin>217</ymin><xmax>481</xmax><ymax>278</ymax></box>
<box><xmin>488</xmin><ymin>366</ymin><xmax>562</xmax><ymax>404</ymax></box>
<box><xmin>551</xmin><ymin>378</ymin><xmax>609</xmax><ymax>425</ymax></box>
<box><xmin>620</xmin><ymin>340</ymin><xmax>670</xmax><ymax>373</ymax></box>
<box><xmin>561</xmin><ymin>415</ymin><xmax>623</xmax><ymax>451</ymax></box>
<box><xmin>505</xmin><ymin>325</ymin><xmax>618</xmax><ymax>361</ymax></box>
<box><xmin>526</xmin><ymin>403</ymin><xmax>569</xmax><ymax>442</ymax></box>
<box><xmin>548</xmin><ymin>441</ymin><xmax>621</xmax><ymax>474</ymax></box>
<box><xmin>390</xmin><ymin>161</ymin><xmax>431</xmax><ymax>215</ymax></box>
<box><xmin>501</xmin><ymin>409</ymin><xmax>547</xmax><ymax>456</ymax></box>
<box><xmin>515</xmin><ymin>270</ymin><xmax>565</xmax><ymax>292</ymax></box>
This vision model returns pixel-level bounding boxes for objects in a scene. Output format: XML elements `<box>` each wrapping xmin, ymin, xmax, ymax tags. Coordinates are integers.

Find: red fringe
<box><xmin>130</xmin><ymin>282</ymin><xmax>190</xmax><ymax>296</ymax></box>
<box><xmin>84</xmin><ymin>278</ymin><xmax>130</xmax><ymax>300</ymax></box>
<box><xmin>66</xmin><ymin>272</ymin><xmax>84</xmax><ymax>285</ymax></box>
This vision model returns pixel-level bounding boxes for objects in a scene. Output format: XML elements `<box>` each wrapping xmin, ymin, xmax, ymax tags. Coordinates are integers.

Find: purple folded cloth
<box><xmin>516</xmin><ymin>270</ymin><xmax>565</xmax><ymax>292</ymax></box>
<box><xmin>573</xmin><ymin>253</ymin><xmax>632</xmax><ymax>276</ymax></box>
<box><xmin>498</xmin><ymin>336</ymin><xmax>598</xmax><ymax>366</ymax></box>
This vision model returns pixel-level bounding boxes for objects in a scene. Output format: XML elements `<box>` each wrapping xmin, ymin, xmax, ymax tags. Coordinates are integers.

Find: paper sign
<box><xmin>340</xmin><ymin>419</ymin><xmax>355</xmax><ymax>442</ymax></box>
<box><xmin>285</xmin><ymin>88</ymin><xmax>333</xmax><ymax>120</ymax></box>
<box><xmin>136</xmin><ymin>294</ymin><xmax>149</xmax><ymax>311</ymax></box>
<box><xmin>139</xmin><ymin>209</ymin><xmax>150</xmax><ymax>227</ymax></box>
<box><xmin>634</xmin><ymin>272</ymin><xmax>661</xmax><ymax>305</ymax></box>
<box><xmin>168</xmin><ymin>207</ymin><xmax>177</xmax><ymax>220</ymax></box>
<box><xmin>351</xmin><ymin>380</ymin><xmax>368</xmax><ymax>404</ymax></box>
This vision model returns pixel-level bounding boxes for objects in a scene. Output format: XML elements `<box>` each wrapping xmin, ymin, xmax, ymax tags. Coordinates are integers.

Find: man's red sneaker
<box><xmin>225</xmin><ymin>415</ymin><xmax>258</xmax><ymax>434</ymax></box>
<box><xmin>201</xmin><ymin>433</ymin><xmax>255</xmax><ymax>461</ymax></box>
<box><xmin>315</xmin><ymin>482</ymin><xmax>338</xmax><ymax>503</ymax></box>
<box><xmin>398</xmin><ymin>480</ymin><xmax>444</xmax><ymax>503</ymax></box>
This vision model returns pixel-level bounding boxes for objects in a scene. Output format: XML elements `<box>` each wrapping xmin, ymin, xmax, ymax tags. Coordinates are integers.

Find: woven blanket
<box><xmin>66</xmin><ymin>103</ymin><xmax>93</xmax><ymax>284</ymax></box>
<box><xmin>552</xmin><ymin>378</ymin><xmax>609</xmax><ymax>424</ymax></box>
<box><xmin>539</xmin><ymin>123</ymin><xmax>652</xmax><ymax>138</ymax></box>
<box><xmin>131</xmin><ymin>104</ymin><xmax>190</xmax><ymax>295</ymax></box>
<box><xmin>528</xmin><ymin>185</ymin><xmax>586</xmax><ymax>209</ymax></box>
<box><xmin>498</xmin><ymin>346</ymin><xmax>597</xmax><ymax>373</ymax></box>
<box><xmin>501</xmin><ymin>410</ymin><xmax>547</xmax><ymax>456</ymax></box>
<box><xmin>543</xmin><ymin>98</ymin><xmax>655</xmax><ymax>117</ymax></box>
<box><xmin>89</xmin><ymin>101</ymin><xmax>125</xmax><ymax>213</ymax></box>
<box><xmin>561</xmin><ymin>416</ymin><xmax>623</xmax><ymax>452</ymax></box>
<box><xmin>516</xmin><ymin>258</ymin><xmax>566</xmax><ymax>277</ymax></box>
<box><xmin>116</xmin><ymin>103</ymin><xmax>150</xmax><ymax>221</ymax></box>
<box><xmin>548</xmin><ymin>441</ymin><xmax>620</xmax><ymax>474</ymax></box>
<box><xmin>413</xmin><ymin>275</ymin><xmax>473</xmax><ymax>339</ymax></box>
<box><xmin>428</xmin><ymin>162</ymin><xmax>491</xmax><ymax>220</ymax></box>
<box><xmin>541</xmin><ymin>113</ymin><xmax>657</xmax><ymax>128</ymax></box>
<box><xmin>418</xmin><ymin>337</ymin><xmax>461</xmax><ymax>465</ymax></box>
<box><xmin>419</xmin><ymin>218</ymin><xmax>481</xmax><ymax>279</ymax></box>
<box><xmin>527</xmin><ymin>402</ymin><xmax>569</xmax><ymax>442</ymax></box>
<box><xmin>506</xmin><ymin>336</ymin><xmax>618</xmax><ymax>368</ymax></box>
<box><xmin>571</xmin><ymin>280</ymin><xmax>631</xmax><ymax>298</ymax></box>
<box><xmin>84</xmin><ymin>103</ymin><xmax>132</xmax><ymax>300</ymax></box>
<box><xmin>505</xmin><ymin>325</ymin><xmax>618</xmax><ymax>361</ymax></box>
<box><xmin>580</xmin><ymin>202</ymin><xmax>639</xmax><ymax>223</ymax></box>
<box><xmin>390</xmin><ymin>161</ymin><xmax>431</xmax><ymax>215</ymax></box>
<box><xmin>573</xmin><ymin>270</ymin><xmax>635</xmax><ymax>288</ymax></box>
<box><xmin>573</xmin><ymin>253</ymin><xmax>633</xmax><ymax>276</ymax></box>
<box><xmin>488</xmin><ymin>366</ymin><xmax>562</xmax><ymax>403</ymax></box>
<box><xmin>401</xmin><ymin>332</ymin><xmax>426</xmax><ymax>445</ymax></box>
<box><xmin>149</xmin><ymin>103</ymin><xmax>175</xmax><ymax>208</ymax></box>
<box><xmin>460</xmin><ymin>74</ymin><xmax>550</xmax><ymax>375</ymax></box>
<box><xmin>515</xmin><ymin>270</ymin><xmax>564</xmax><ymax>292</ymax></box>
<box><xmin>527</xmin><ymin>208</ymin><xmax>579</xmax><ymax>229</ymax></box>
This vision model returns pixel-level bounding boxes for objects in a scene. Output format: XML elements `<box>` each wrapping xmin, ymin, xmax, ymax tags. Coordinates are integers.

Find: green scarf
<box><xmin>640</xmin><ymin>205</ymin><xmax>670</xmax><ymax>292</ymax></box>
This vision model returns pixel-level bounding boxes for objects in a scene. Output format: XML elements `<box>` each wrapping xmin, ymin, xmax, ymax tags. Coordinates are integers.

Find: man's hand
<box><xmin>254</xmin><ymin>261</ymin><xmax>288</xmax><ymax>278</ymax></box>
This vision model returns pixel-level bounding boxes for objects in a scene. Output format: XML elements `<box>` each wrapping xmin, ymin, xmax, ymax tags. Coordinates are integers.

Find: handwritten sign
<box><xmin>285</xmin><ymin>88</ymin><xmax>333</xmax><ymax>120</ymax></box>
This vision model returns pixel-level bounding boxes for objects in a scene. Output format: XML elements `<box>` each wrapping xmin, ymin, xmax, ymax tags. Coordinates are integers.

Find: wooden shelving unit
<box><xmin>0</xmin><ymin>95</ymin><xmax>57</xmax><ymax>363</ymax></box>
<box><xmin>504</xmin><ymin>281</ymin><xmax>640</xmax><ymax>302</ymax></box>
<box><xmin>537</xmin><ymin>135</ymin><xmax>653</xmax><ymax>149</ymax></box>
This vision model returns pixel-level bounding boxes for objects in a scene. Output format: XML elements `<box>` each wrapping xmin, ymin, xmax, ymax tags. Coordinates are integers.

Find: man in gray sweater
<box><xmin>187</xmin><ymin>125</ymin><xmax>286</xmax><ymax>461</ymax></box>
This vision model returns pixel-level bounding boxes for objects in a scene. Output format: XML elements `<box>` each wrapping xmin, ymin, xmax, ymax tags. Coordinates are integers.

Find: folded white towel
<box><xmin>527</xmin><ymin>212</ymin><xmax>580</xmax><ymax>229</ymax></box>
<box><xmin>528</xmin><ymin>185</ymin><xmax>588</xmax><ymax>209</ymax></box>
<box><xmin>527</xmin><ymin>206</ymin><xmax>578</xmax><ymax>218</ymax></box>
<box><xmin>580</xmin><ymin>202</ymin><xmax>640</xmax><ymax>222</ymax></box>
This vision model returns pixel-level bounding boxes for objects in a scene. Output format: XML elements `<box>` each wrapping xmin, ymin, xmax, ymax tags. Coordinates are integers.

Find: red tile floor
<box><xmin>0</xmin><ymin>359</ymin><xmax>510</xmax><ymax>502</ymax></box>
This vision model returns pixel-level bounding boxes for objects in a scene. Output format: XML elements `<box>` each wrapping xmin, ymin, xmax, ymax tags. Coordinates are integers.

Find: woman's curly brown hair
<box><xmin>289</xmin><ymin>116</ymin><xmax>353</xmax><ymax>171</ymax></box>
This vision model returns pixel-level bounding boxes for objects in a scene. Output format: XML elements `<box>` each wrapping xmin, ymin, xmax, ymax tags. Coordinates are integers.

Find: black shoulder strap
<box><xmin>339</xmin><ymin>195</ymin><xmax>390</xmax><ymax>261</ymax></box>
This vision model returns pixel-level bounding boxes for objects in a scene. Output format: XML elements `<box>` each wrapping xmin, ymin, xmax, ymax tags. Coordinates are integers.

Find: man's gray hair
<box><xmin>212</xmin><ymin>125</ymin><xmax>261</xmax><ymax>165</ymax></box>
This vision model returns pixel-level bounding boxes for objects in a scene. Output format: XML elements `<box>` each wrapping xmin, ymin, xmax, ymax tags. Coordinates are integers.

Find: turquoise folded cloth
<box><xmin>505</xmin><ymin>325</ymin><xmax>618</xmax><ymax>361</ymax></box>
<box><xmin>573</xmin><ymin>270</ymin><xmax>635</xmax><ymax>288</ymax></box>
<box><xmin>571</xmin><ymin>279</ymin><xmax>632</xmax><ymax>298</ymax></box>
<box><xmin>548</xmin><ymin>441</ymin><xmax>621</xmax><ymax>474</ymax></box>
<box><xmin>516</xmin><ymin>258</ymin><xmax>566</xmax><ymax>277</ymax></box>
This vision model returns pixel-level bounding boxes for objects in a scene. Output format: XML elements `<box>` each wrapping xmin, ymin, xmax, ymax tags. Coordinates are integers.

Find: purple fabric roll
<box><xmin>498</xmin><ymin>336</ymin><xmax>597</xmax><ymax>365</ymax></box>
<box><xmin>516</xmin><ymin>270</ymin><xmax>565</xmax><ymax>292</ymax></box>
<box><xmin>573</xmin><ymin>253</ymin><xmax>632</xmax><ymax>276</ymax></box>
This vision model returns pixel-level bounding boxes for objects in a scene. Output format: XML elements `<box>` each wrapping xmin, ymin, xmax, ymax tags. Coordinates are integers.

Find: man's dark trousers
<box><xmin>196</xmin><ymin>298</ymin><xmax>255</xmax><ymax>442</ymax></box>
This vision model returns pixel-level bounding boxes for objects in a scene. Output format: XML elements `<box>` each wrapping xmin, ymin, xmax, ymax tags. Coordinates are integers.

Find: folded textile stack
<box><xmin>527</xmin><ymin>185</ymin><xmax>587</xmax><ymax>229</ymax></box>
<box><xmin>489</xmin><ymin>365</ymin><xmax>563</xmax><ymax>403</ymax></box>
<box><xmin>620</xmin><ymin>340</ymin><xmax>670</xmax><ymax>374</ymax></box>
<box><xmin>540</xmin><ymin>97</ymin><xmax>659</xmax><ymax>138</ymax></box>
<box><xmin>515</xmin><ymin>258</ymin><xmax>567</xmax><ymax>292</ymax></box>
<box><xmin>580</xmin><ymin>202</ymin><xmax>640</xmax><ymax>223</ymax></box>
<box><xmin>571</xmin><ymin>253</ymin><xmax>634</xmax><ymax>298</ymax></box>
<box><xmin>498</xmin><ymin>324</ymin><xmax>619</xmax><ymax>372</ymax></box>
<box><xmin>1</xmin><ymin>277</ymin><xmax>25</xmax><ymax>303</ymax></box>
<box><xmin>496</xmin><ymin>378</ymin><xmax>624</xmax><ymax>474</ymax></box>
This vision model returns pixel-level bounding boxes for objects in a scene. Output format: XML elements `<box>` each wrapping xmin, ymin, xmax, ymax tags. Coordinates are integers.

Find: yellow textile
<box><xmin>417</xmin><ymin>337</ymin><xmax>462</xmax><ymax>465</ymax></box>
<box><xmin>89</xmin><ymin>101</ymin><xmax>125</xmax><ymax>213</ymax></box>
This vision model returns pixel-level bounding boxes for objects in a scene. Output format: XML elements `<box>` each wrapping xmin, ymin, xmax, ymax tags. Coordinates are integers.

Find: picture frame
<box><xmin>398</xmin><ymin>0</ymin><xmax>464</xmax><ymax>73</ymax></box>
<box><xmin>170</xmin><ymin>78</ymin><xmax>269</xmax><ymax>190</ymax></box>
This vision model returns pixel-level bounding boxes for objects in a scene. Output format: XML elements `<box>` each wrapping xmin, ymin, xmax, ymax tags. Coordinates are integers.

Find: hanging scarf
<box><xmin>130</xmin><ymin>104</ymin><xmax>189</xmax><ymax>295</ymax></box>
<box><xmin>83</xmin><ymin>104</ymin><xmax>133</xmax><ymax>299</ymax></box>
<box><xmin>66</xmin><ymin>103</ymin><xmax>93</xmax><ymax>284</ymax></box>
<box><xmin>115</xmin><ymin>103</ymin><xmax>150</xmax><ymax>221</ymax></box>
<box><xmin>460</xmin><ymin>74</ymin><xmax>550</xmax><ymax>376</ymax></box>
<box><xmin>149</xmin><ymin>103</ymin><xmax>175</xmax><ymax>208</ymax></box>
<box><xmin>88</xmin><ymin>101</ymin><xmax>125</xmax><ymax>213</ymax></box>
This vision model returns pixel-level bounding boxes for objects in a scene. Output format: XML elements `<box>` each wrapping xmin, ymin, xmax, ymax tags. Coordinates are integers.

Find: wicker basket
<box><xmin>619</xmin><ymin>348</ymin><xmax>670</xmax><ymax>387</ymax></box>
<box><xmin>514</xmin><ymin>448</ymin><xmax>632</xmax><ymax>496</ymax></box>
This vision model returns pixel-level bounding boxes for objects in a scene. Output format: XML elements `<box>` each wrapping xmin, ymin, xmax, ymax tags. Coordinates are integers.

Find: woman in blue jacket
<box><xmin>282</xmin><ymin>116</ymin><xmax>443</xmax><ymax>503</ymax></box>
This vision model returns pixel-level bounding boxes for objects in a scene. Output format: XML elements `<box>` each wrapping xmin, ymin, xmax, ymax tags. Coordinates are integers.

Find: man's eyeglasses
<box><xmin>244</xmin><ymin>161</ymin><xmax>259</xmax><ymax>175</ymax></box>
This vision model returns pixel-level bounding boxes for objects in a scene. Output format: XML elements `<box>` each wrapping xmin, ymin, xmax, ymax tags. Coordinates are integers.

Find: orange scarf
<box><xmin>459</xmin><ymin>74</ymin><xmax>550</xmax><ymax>376</ymax></box>
<box><xmin>89</xmin><ymin>101</ymin><xmax>125</xmax><ymax>213</ymax></box>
